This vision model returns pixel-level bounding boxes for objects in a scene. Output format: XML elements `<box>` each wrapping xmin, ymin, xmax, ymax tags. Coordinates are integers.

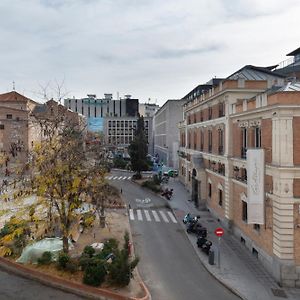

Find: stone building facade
<box><xmin>179</xmin><ymin>65</ymin><xmax>300</xmax><ymax>287</ymax></box>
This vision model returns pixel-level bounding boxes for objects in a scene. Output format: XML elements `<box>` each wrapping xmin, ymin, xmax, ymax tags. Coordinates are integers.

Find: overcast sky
<box><xmin>0</xmin><ymin>0</ymin><xmax>299</xmax><ymax>105</ymax></box>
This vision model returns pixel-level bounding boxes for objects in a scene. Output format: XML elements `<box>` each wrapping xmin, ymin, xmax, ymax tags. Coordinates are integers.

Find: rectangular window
<box><xmin>88</xmin><ymin>106</ymin><xmax>90</xmax><ymax>117</ymax></box>
<box><xmin>200</xmin><ymin>131</ymin><xmax>204</xmax><ymax>150</ymax></box>
<box><xmin>200</xmin><ymin>111</ymin><xmax>203</xmax><ymax>122</ymax></box>
<box><xmin>75</xmin><ymin>105</ymin><xmax>78</xmax><ymax>113</ymax></box>
<box><xmin>253</xmin><ymin>224</ymin><xmax>260</xmax><ymax>232</ymax></box>
<box><xmin>219</xmin><ymin>102</ymin><xmax>225</xmax><ymax>117</ymax></box>
<box><xmin>241</xmin><ymin>128</ymin><xmax>247</xmax><ymax>158</ymax></box>
<box><xmin>208</xmin><ymin>107</ymin><xmax>212</xmax><ymax>120</ymax></box>
<box><xmin>218</xmin><ymin>189</ymin><xmax>223</xmax><ymax>206</ymax></box>
<box><xmin>6</xmin><ymin>114</ymin><xmax>12</xmax><ymax>119</ymax></box>
<box><xmin>242</xmin><ymin>201</ymin><xmax>248</xmax><ymax>222</ymax></box>
<box><xmin>0</xmin><ymin>124</ymin><xmax>4</xmax><ymax>130</ymax></box>
<box><xmin>208</xmin><ymin>183</ymin><xmax>212</xmax><ymax>198</ymax></box>
<box><xmin>94</xmin><ymin>106</ymin><xmax>97</xmax><ymax>117</ymax></box>
<box><xmin>208</xmin><ymin>130</ymin><xmax>212</xmax><ymax>153</ymax></box>
<box><xmin>81</xmin><ymin>106</ymin><xmax>84</xmax><ymax>115</ymax></box>
<box><xmin>218</xmin><ymin>129</ymin><xmax>224</xmax><ymax>154</ymax></box>
<box><xmin>255</xmin><ymin>127</ymin><xmax>261</xmax><ymax>148</ymax></box>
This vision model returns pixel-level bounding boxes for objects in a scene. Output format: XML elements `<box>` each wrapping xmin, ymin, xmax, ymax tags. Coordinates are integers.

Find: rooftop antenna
<box><xmin>12</xmin><ymin>81</ymin><xmax>15</xmax><ymax>91</ymax></box>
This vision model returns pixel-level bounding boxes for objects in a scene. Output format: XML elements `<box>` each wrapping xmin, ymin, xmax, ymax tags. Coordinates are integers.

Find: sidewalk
<box><xmin>165</xmin><ymin>178</ymin><xmax>300</xmax><ymax>300</ymax></box>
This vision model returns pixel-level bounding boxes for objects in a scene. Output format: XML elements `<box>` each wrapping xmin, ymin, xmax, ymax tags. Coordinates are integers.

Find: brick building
<box><xmin>179</xmin><ymin>65</ymin><xmax>300</xmax><ymax>287</ymax></box>
<box><xmin>0</xmin><ymin>91</ymin><xmax>39</xmax><ymax>163</ymax></box>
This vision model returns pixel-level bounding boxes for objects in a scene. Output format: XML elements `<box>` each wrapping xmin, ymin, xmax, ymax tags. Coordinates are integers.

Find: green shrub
<box><xmin>113</xmin><ymin>157</ymin><xmax>127</xmax><ymax>169</ymax></box>
<box><xmin>107</xmin><ymin>232</ymin><xmax>139</xmax><ymax>286</ymax></box>
<box><xmin>83</xmin><ymin>245</ymin><xmax>95</xmax><ymax>258</ymax></box>
<box><xmin>108</xmin><ymin>249</ymin><xmax>139</xmax><ymax>286</ymax></box>
<box><xmin>141</xmin><ymin>180</ymin><xmax>161</xmax><ymax>193</ymax></box>
<box><xmin>152</xmin><ymin>174</ymin><xmax>161</xmax><ymax>185</ymax></box>
<box><xmin>65</xmin><ymin>260</ymin><xmax>78</xmax><ymax>273</ymax></box>
<box><xmin>57</xmin><ymin>252</ymin><xmax>70</xmax><ymax>269</ymax></box>
<box><xmin>38</xmin><ymin>251</ymin><xmax>52</xmax><ymax>265</ymax></box>
<box><xmin>79</xmin><ymin>253</ymin><xmax>92</xmax><ymax>271</ymax></box>
<box><xmin>83</xmin><ymin>259</ymin><xmax>107</xmax><ymax>287</ymax></box>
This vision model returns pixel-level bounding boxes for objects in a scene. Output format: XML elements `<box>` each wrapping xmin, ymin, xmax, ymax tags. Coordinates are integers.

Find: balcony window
<box><xmin>200</xmin><ymin>111</ymin><xmax>203</xmax><ymax>122</ymax></box>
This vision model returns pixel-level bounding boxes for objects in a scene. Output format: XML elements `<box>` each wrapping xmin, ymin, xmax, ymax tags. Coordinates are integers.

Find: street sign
<box><xmin>214</xmin><ymin>227</ymin><xmax>224</xmax><ymax>237</ymax></box>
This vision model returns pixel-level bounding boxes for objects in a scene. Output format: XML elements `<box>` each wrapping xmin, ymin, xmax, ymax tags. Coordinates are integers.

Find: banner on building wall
<box><xmin>247</xmin><ymin>149</ymin><xmax>265</xmax><ymax>224</ymax></box>
<box><xmin>87</xmin><ymin>117</ymin><xmax>104</xmax><ymax>133</ymax></box>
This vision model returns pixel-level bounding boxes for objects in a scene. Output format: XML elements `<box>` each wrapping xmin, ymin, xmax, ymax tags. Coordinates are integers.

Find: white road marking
<box><xmin>144</xmin><ymin>210</ymin><xmax>151</xmax><ymax>221</ymax></box>
<box><xmin>113</xmin><ymin>176</ymin><xmax>118</xmax><ymax>180</ymax></box>
<box><xmin>137</xmin><ymin>209</ymin><xmax>143</xmax><ymax>221</ymax></box>
<box><xmin>129</xmin><ymin>209</ymin><xmax>134</xmax><ymax>220</ymax></box>
<box><xmin>159</xmin><ymin>211</ymin><xmax>169</xmax><ymax>223</ymax></box>
<box><xmin>167</xmin><ymin>211</ymin><xmax>177</xmax><ymax>223</ymax></box>
<box><xmin>152</xmin><ymin>210</ymin><xmax>161</xmax><ymax>222</ymax></box>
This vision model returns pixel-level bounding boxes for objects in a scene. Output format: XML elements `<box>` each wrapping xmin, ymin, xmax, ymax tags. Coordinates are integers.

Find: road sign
<box><xmin>214</xmin><ymin>227</ymin><xmax>224</xmax><ymax>237</ymax></box>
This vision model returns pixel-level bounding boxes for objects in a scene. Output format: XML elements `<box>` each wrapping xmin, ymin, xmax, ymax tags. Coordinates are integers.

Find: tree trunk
<box><xmin>63</xmin><ymin>235</ymin><xmax>69</xmax><ymax>253</ymax></box>
<box><xmin>100</xmin><ymin>204</ymin><xmax>105</xmax><ymax>228</ymax></box>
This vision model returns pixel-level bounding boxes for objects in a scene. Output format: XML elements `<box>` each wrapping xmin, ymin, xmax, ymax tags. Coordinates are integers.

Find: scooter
<box><xmin>183</xmin><ymin>213</ymin><xmax>193</xmax><ymax>224</ymax></box>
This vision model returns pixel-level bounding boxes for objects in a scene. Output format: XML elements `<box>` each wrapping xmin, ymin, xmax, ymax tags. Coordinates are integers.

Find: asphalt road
<box><xmin>109</xmin><ymin>170</ymin><xmax>239</xmax><ymax>300</ymax></box>
<box><xmin>0</xmin><ymin>269</ymin><xmax>85</xmax><ymax>300</ymax></box>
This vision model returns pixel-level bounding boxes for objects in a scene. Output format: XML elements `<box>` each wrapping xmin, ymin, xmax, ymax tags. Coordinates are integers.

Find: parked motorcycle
<box><xmin>197</xmin><ymin>236</ymin><xmax>207</xmax><ymax>248</ymax></box>
<box><xmin>201</xmin><ymin>240</ymin><xmax>212</xmax><ymax>255</ymax></box>
<box><xmin>161</xmin><ymin>188</ymin><xmax>173</xmax><ymax>200</ymax></box>
<box><xmin>183</xmin><ymin>213</ymin><xmax>193</xmax><ymax>224</ymax></box>
<box><xmin>186</xmin><ymin>222</ymin><xmax>207</xmax><ymax>237</ymax></box>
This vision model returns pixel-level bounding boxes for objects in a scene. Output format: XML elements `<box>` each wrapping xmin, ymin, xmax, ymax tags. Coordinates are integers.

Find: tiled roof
<box><xmin>0</xmin><ymin>91</ymin><xmax>35</xmax><ymax>103</ymax></box>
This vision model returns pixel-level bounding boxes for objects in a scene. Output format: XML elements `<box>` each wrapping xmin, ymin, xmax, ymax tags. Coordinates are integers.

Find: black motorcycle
<box><xmin>197</xmin><ymin>236</ymin><xmax>207</xmax><ymax>248</ymax></box>
<box><xmin>186</xmin><ymin>221</ymin><xmax>207</xmax><ymax>238</ymax></box>
<box><xmin>201</xmin><ymin>240</ymin><xmax>212</xmax><ymax>255</ymax></box>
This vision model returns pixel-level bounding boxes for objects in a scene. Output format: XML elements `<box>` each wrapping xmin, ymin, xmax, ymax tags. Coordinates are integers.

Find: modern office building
<box><xmin>153</xmin><ymin>99</ymin><xmax>186</xmax><ymax>168</ymax></box>
<box><xmin>64</xmin><ymin>94</ymin><xmax>153</xmax><ymax>152</ymax></box>
<box><xmin>139</xmin><ymin>103</ymin><xmax>160</xmax><ymax>117</ymax></box>
<box><xmin>178</xmin><ymin>62</ymin><xmax>300</xmax><ymax>287</ymax></box>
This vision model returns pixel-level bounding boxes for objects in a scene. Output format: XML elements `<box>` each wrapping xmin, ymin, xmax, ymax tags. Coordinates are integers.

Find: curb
<box><xmin>0</xmin><ymin>257</ymin><xmax>150</xmax><ymax>300</ymax></box>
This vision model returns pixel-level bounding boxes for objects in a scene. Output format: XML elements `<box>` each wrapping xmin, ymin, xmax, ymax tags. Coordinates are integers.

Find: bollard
<box><xmin>208</xmin><ymin>250</ymin><xmax>215</xmax><ymax>265</ymax></box>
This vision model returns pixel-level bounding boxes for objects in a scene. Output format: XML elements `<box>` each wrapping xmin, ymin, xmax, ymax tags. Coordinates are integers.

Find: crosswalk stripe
<box><xmin>118</xmin><ymin>176</ymin><xmax>124</xmax><ymax>180</ymax></box>
<box><xmin>151</xmin><ymin>210</ymin><xmax>160</xmax><ymax>222</ymax></box>
<box><xmin>108</xmin><ymin>176</ymin><xmax>113</xmax><ymax>180</ymax></box>
<box><xmin>167</xmin><ymin>211</ymin><xmax>177</xmax><ymax>223</ymax></box>
<box><xmin>113</xmin><ymin>176</ymin><xmax>118</xmax><ymax>180</ymax></box>
<box><xmin>129</xmin><ymin>209</ymin><xmax>134</xmax><ymax>220</ymax></box>
<box><xmin>137</xmin><ymin>209</ymin><xmax>143</xmax><ymax>221</ymax></box>
<box><xmin>144</xmin><ymin>210</ymin><xmax>151</xmax><ymax>221</ymax></box>
<box><xmin>159</xmin><ymin>211</ymin><xmax>169</xmax><ymax>223</ymax></box>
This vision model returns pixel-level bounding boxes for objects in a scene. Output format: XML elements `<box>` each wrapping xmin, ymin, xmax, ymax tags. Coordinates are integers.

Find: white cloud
<box><xmin>0</xmin><ymin>0</ymin><xmax>299</xmax><ymax>104</ymax></box>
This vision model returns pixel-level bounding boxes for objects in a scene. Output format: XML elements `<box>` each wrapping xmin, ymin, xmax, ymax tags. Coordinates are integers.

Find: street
<box><xmin>109</xmin><ymin>170</ymin><xmax>240</xmax><ymax>300</ymax></box>
<box><xmin>0</xmin><ymin>269</ymin><xmax>84</xmax><ymax>300</ymax></box>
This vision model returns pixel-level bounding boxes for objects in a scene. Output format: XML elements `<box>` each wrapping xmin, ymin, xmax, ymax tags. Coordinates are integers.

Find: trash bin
<box><xmin>208</xmin><ymin>250</ymin><xmax>214</xmax><ymax>265</ymax></box>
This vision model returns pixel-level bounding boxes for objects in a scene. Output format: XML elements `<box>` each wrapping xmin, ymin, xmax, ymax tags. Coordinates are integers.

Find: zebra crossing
<box><xmin>105</xmin><ymin>175</ymin><xmax>132</xmax><ymax>180</ymax></box>
<box><xmin>129</xmin><ymin>209</ymin><xmax>178</xmax><ymax>224</ymax></box>
<box><xmin>105</xmin><ymin>175</ymin><xmax>152</xmax><ymax>181</ymax></box>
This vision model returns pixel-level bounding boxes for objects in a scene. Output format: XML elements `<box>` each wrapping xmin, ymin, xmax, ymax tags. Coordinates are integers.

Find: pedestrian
<box><xmin>120</xmin><ymin>188</ymin><xmax>123</xmax><ymax>194</ymax></box>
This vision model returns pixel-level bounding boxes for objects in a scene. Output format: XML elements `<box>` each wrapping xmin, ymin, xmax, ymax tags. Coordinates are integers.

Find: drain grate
<box><xmin>271</xmin><ymin>289</ymin><xmax>287</xmax><ymax>298</ymax></box>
